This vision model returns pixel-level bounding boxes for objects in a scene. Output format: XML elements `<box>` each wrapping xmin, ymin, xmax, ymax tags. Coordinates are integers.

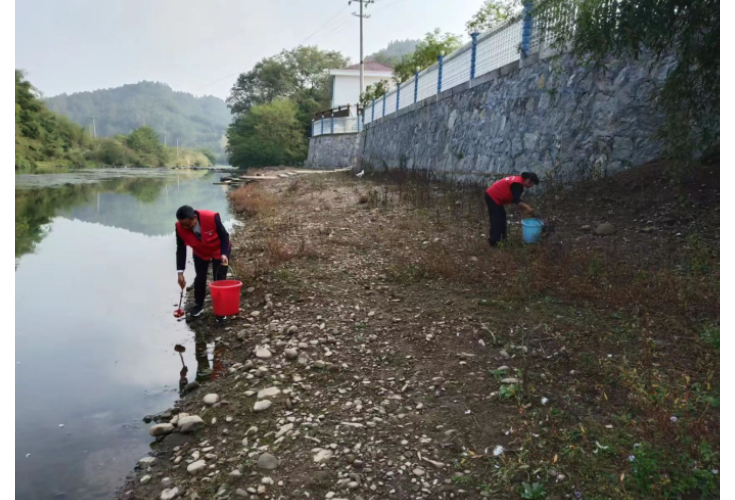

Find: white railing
<box><xmin>361</xmin><ymin>1</ymin><xmax>573</xmax><ymax>127</ymax></box>
<box><xmin>312</xmin><ymin>116</ymin><xmax>363</xmax><ymax>136</ymax></box>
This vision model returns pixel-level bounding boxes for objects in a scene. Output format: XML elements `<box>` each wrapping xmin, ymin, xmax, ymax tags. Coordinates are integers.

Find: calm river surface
<box><xmin>15</xmin><ymin>169</ymin><xmax>234</xmax><ymax>500</ymax></box>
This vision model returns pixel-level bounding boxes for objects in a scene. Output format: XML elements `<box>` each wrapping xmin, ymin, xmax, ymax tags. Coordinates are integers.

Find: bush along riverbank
<box><xmin>120</xmin><ymin>161</ymin><xmax>719</xmax><ymax>500</ymax></box>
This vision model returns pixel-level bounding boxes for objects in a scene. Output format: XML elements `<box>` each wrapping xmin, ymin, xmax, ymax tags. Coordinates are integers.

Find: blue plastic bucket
<box><xmin>522</xmin><ymin>218</ymin><xmax>544</xmax><ymax>244</ymax></box>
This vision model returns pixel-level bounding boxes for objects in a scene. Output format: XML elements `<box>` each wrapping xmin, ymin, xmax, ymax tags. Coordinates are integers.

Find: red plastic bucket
<box><xmin>208</xmin><ymin>280</ymin><xmax>243</xmax><ymax>316</ymax></box>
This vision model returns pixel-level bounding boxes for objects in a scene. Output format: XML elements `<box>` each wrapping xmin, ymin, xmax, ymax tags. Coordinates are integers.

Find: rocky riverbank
<box><xmin>117</xmin><ymin>163</ymin><xmax>719</xmax><ymax>500</ymax></box>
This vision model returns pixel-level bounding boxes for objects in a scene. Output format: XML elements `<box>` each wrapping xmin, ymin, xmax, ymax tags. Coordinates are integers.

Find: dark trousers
<box><xmin>485</xmin><ymin>192</ymin><xmax>507</xmax><ymax>246</ymax></box>
<box><xmin>193</xmin><ymin>248</ymin><xmax>230</xmax><ymax>306</ymax></box>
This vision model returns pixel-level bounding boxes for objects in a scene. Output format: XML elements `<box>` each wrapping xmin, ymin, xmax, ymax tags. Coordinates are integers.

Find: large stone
<box><xmin>177</xmin><ymin>415</ymin><xmax>205</xmax><ymax>433</ymax></box>
<box><xmin>150</xmin><ymin>424</ymin><xmax>174</xmax><ymax>437</ymax></box>
<box><xmin>253</xmin><ymin>400</ymin><xmax>272</xmax><ymax>413</ymax></box>
<box><xmin>203</xmin><ymin>394</ymin><xmax>219</xmax><ymax>406</ymax></box>
<box><xmin>187</xmin><ymin>460</ymin><xmax>207</xmax><ymax>475</ymax></box>
<box><xmin>255</xmin><ymin>348</ymin><xmax>272</xmax><ymax>359</ymax></box>
<box><xmin>594</xmin><ymin>223</ymin><xmax>617</xmax><ymax>236</ymax></box>
<box><xmin>257</xmin><ymin>453</ymin><xmax>278</xmax><ymax>470</ymax></box>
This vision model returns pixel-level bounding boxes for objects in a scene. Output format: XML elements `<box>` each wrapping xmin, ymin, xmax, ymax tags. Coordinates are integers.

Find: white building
<box><xmin>328</xmin><ymin>62</ymin><xmax>394</xmax><ymax>115</ymax></box>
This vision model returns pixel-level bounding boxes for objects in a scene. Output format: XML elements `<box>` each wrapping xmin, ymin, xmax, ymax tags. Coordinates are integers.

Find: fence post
<box><xmin>521</xmin><ymin>2</ymin><xmax>533</xmax><ymax>59</ymax></box>
<box><xmin>414</xmin><ymin>69</ymin><xmax>419</xmax><ymax>103</ymax></box>
<box><xmin>470</xmin><ymin>32</ymin><xmax>479</xmax><ymax>80</ymax></box>
<box><xmin>320</xmin><ymin>115</ymin><xmax>324</xmax><ymax>135</ymax></box>
<box><xmin>437</xmin><ymin>52</ymin><xmax>444</xmax><ymax>94</ymax></box>
<box><xmin>371</xmin><ymin>99</ymin><xmax>375</xmax><ymax>122</ymax></box>
<box><xmin>330</xmin><ymin>114</ymin><xmax>334</xmax><ymax>134</ymax></box>
<box><xmin>382</xmin><ymin>93</ymin><xmax>386</xmax><ymax>117</ymax></box>
<box><xmin>357</xmin><ymin>111</ymin><xmax>362</xmax><ymax>132</ymax></box>
<box><xmin>396</xmin><ymin>82</ymin><xmax>401</xmax><ymax>111</ymax></box>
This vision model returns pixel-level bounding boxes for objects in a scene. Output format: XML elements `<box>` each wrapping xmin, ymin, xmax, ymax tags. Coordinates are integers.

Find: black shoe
<box><xmin>187</xmin><ymin>304</ymin><xmax>204</xmax><ymax>317</ymax></box>
<box><xmin>215</xmin><ymin>315</ymin><xmax>227</xmax><ymax>323</ymax></box>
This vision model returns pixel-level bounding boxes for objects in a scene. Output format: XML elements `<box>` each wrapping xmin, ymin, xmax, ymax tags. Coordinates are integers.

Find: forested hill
<box><xmin>45</xmin><ymin>81</ymin><xmax>230</xmax><ymax>158</ymax></box>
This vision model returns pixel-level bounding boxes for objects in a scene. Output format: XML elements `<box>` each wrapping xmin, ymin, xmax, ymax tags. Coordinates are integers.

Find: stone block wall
<box><xmin>359</xmin><ymin>51</ymin><xmax>676</xmax><ymax>183</ymax></box>
<box><xmin>305</xmin><ymin>133</ymin><xmax>360</xmax><ymax>170</ymax></box>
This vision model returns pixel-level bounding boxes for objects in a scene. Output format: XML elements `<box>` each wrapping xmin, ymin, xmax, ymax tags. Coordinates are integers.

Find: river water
<box><xmin>15</xmin><ymin>169</ymin><xmax>234</xmax><ymax>500</ymax></box>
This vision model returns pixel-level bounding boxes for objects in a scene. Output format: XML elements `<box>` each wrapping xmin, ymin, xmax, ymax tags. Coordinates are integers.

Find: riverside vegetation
<box><xmin>15</xmin><ymin>71</ymin><xmax>214</xmax><ymax>173</ymax></box>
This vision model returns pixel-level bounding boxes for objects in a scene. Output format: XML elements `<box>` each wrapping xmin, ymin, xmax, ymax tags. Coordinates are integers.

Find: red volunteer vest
<box><xmin>486</xmin><ymin>175</ymin><xmax>524</xmax><ymax>206</ymax></box>
<box><xmin>176</xmin><ymin>209</ymin><xmax>222</xmax><ymax>260</ymax></box>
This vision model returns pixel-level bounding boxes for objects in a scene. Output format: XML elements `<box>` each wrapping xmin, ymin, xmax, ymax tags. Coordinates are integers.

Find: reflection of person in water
<box><xmin>175</xmin><ymin>344</ymin><xmax>188</xmax><ymax>396</ymax></box>
<box><xmin>194</xmin><ymin>334</ymin><xmax>226</xmax><ymax>383</ymax></box>
<box><xmin>179</xmin><ymin>366</ymin><xmax>189</xmax><ymax>396</ymax></box>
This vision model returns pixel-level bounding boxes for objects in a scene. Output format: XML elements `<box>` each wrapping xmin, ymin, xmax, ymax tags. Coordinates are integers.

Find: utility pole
<box><xmin>350</xmin><ymin>0</ymin><xmax>373</xmax><ymax>96</ymax></box>
<box><xmin>91</xmin><ymin>115</ymin><xmax>97</xmax><ymax>138</ymax></box>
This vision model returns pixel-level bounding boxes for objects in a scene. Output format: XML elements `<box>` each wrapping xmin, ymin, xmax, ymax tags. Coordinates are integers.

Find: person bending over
<box><xmin>175</xmin><ymin>205</ymin><xmax>230</xmax><ymax>317</ymax></box>
<box><xmin>484</xmin><ymin>172</ymin><xmax>539</xmax><ymax>247</ymax></box>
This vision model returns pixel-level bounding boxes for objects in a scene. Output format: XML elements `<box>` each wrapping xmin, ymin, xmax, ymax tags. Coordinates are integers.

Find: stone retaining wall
<box><xmin>305</xmin><ymin>133</ymin><xmax>360</xmax><ymax>170</ymax></box>
<box><xmin>359</xmin><ymin>51</ymin><xmax>675</xmax><ymax>182</ymax></box>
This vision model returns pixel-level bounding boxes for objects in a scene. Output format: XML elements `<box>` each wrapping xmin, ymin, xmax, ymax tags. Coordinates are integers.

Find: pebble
<box><xmin>160</xmin><ymin>487</ymin><xmax>180</xmax><ymax>500</ymax></box>
<box><xmin>235</xmin><ymin>489</ymin><xmax>248</xmax><ymax>498</ymax></box>
<box><xmin>276</xmin><ymin>423</ymin><xmax>294</xmax><ymax>438</ymax></box>
<box><xmin>257</xmin><ymin>453</ymin><xmax>278</xmax><ymax>470</ymax></box>
<box><xmin>229</xmin><ymin>470</ymin><xmax>242</xmax><ymax>480</ymax></box>
<box><xmin>253</xmin><ymin>400</ymin><xmax>272</xmax><ymax>412</ymax></box>
<box><xmin>138</xmin><ymin>456</ymin><xmax>157</xmax><ymax>466</ymax></box>
<box><xmin>501</xmin><ymin>378</ymin><xmax>520</xmax><ymax>384</ymax></box>
<box><xmin>149</xmin><ymin>424</ymin><xmax>174</xmax><ymax>437</ymax></box>
<box><xmin>140</xmin><ymin>475</ymin><xmax>152</xmax><ymax>484</ymax></box>
<box><xmin>581</xmin><ymin>225</ymin><xmax>592</xmax><ymax>231</ymax></box>
<box><xmin>203</xmin><ymin>394</ymin><xmax>219</xmax><ymax>406</ymax></box>
<box><xmin>595</xmin><ymin>222</ymin><xmax>617</xmax><ymax>235</ymax></box>
<box><xmin>413</xmin><ymin>467</ymin><xmax>426</xmax><ymax>477</ymax></box>
<box><xmin>313</xmin><ymin>449</ymin><xmax>334</xmax><ymax>463</ymax></box>
<box><xmin>161</xmin><ymin>477</ymin><xmax>172</xmax><ymax>487</ymax></box>
<box><xmin>284</xmin><ymin>348</ymin><xmax>298</xmax><ymax>360</ymax></box>
<box><xmin>257</xmin><ymin>386</ymin><xmax>281</xmax><ymax>399</ymax></box>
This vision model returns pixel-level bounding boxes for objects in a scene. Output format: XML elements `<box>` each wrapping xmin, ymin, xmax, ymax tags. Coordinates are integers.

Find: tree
<box><xmin>538</xmin><ymin>0</ymin><xmax>719</xmax><ymax>159</ymax></box>
<box><xmin>393</xmin><ymin>29</ymin><xmax>463</xmax><ymax>83</ymax></box>
<box><xmin>44</xmin><ymin>81</ymin><xmax>231</xmax><ymax>159</ymax></box>
<box><xmin>367</xmin><ymin>39</ymin><xmax>420</xmax><ymax>67</ymax></box>
<box><xmin>465</xmin><ymin>0</ymin><xmax>521</xmax><ymax>35</ymax></box>
<box><xmin>360</xmin><ymin>80</ymin><xmax>391</xmax><ymax>109</ymax></box>
<box><xmin>227</xmin><ymin>46</ymin><xmax>348</xmax><ymax>115</ymax></box>
<box><xmin>226</xmin><ymin>99</ymin><xmax>307</xmax><ymax>168</ymax></box>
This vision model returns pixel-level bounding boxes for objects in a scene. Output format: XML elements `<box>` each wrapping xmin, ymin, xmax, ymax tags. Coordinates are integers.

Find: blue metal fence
<box><xmin>313</xmin><ymin>1</ymin><xmax>574</xmax><ymax>135</ymax></box>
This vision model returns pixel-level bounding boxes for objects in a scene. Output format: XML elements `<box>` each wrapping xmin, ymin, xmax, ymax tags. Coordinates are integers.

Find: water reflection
<box><xmin>15</xmin><ymin>170</ymin><xmax>231</xmax><ymax>262</ymax></box>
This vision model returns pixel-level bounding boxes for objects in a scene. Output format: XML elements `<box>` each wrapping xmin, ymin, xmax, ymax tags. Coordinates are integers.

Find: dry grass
<box><xmin>228</xmin><ymin>183</ymin><xmax>279</xmax><ymax>217</ymax></box>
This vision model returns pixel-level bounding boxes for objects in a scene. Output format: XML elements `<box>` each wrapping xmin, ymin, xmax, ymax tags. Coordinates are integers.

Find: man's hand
<box><xmin>178</xmin><ymin>273</ymin><xmax>186</xmax><ymax>289</ymax></box>
<box><xmin>518</xmin><ymin>202</ymin><xmax>535</xmax><ymax>216</ymax></box>
<box><xmin>221</xmin><ymin>255</ymin><xmax>229</xmax><ymax>266</ymax></box>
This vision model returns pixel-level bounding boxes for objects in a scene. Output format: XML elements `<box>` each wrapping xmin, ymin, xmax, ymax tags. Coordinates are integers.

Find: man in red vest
<box><xmin>485</xmin><ymin>172</ymin><xmax>539</xmax><ymax>247</ymax></box>
<box><xmin>175</xmin><ymin>205</ymin><xmax>231</xmax><ymax>317</ymax></box>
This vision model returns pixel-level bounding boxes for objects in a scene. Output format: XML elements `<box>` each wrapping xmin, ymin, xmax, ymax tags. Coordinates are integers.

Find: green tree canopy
<box><xmin>360</xmin><ymin>80</ymin><xmax>391</xmax><ymax>108</ymax></box>
<box><xmin>227</xmin><ymin>46</ymin><xmax>349</xmax><ymax>115</ymax></box>
<box><xmin>393</xmin><ymin>29</ymin><xmax>463</xmax><ymax>83</ymax></box>
<box><xmin>226</xmin><ymin>99</ymin><xmax>306</xmax><ymax>168</ymax></box>
<box><xmin>465</xmin><ymin>0</ymin><xmax>521</xmax><ymax>35</ymax></box>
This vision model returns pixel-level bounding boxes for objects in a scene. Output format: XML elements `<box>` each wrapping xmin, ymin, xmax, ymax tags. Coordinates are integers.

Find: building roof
<box><xmin>344</xmin><ymin>61</ymin><xmax>394</xmax><ymax>72</ymax></box>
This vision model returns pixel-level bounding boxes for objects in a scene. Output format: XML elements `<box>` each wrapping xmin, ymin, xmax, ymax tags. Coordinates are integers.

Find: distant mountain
<box><xmin>367</xmin><ymin>39</ymin><xmax>420</xmax><ymax>67</ymax></box>
<box><xmin>45</xmin><ymin>81</ymin><xmax>231</xmax><ymax>159</ymax></box>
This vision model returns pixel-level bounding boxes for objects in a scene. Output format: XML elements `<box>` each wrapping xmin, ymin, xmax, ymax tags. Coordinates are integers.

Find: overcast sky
<box><xmin>16</xmin><ymin>0</ymin><xmax>482</xmax><ymax>100</ymax></box>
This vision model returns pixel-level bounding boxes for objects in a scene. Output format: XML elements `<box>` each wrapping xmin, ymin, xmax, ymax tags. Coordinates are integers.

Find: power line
<box><xmin>298</xmin><ymin>7</ymin><xmax>351</xmax><ymax>45</ymax></box>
